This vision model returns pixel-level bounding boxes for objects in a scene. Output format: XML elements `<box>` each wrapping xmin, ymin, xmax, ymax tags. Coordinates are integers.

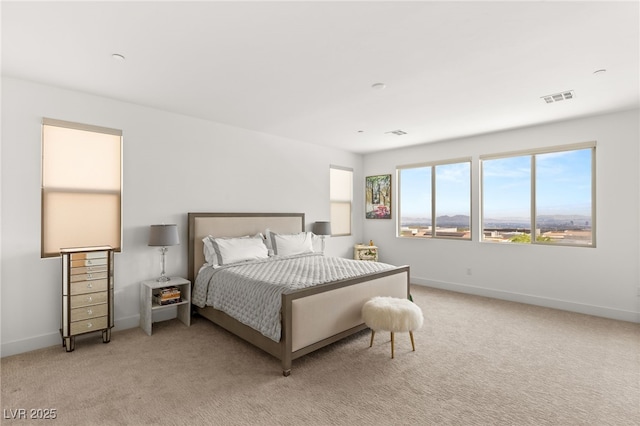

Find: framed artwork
<box><xmin>365</xmin><ymin>174</ymin><xmax>391</xmax><ymax>219</ymax></box>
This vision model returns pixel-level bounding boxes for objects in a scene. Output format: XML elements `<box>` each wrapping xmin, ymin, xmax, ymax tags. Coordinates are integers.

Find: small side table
<box><xmin>354</xmin><ymin>244</ymin><xmax>379</xmax><ymax>262</ymax></box>
<box><xmin>140</xmin><ymin>277</ymin><xmax>191</xmax><ymax>336</ymax></box>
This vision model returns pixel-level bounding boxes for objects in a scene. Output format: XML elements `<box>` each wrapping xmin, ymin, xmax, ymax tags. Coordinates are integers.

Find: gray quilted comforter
<box><xmin>192</xmin><ymin>253</ymin><xmax>396</xmax><ymax>342</ymax></box>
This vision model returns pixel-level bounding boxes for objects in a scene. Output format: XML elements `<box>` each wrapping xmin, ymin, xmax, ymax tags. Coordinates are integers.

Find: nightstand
<box><xmin>354</xmin><ymin>244</ymin><xmax>379</xmax><ymax>262</ymax></box>
<box><xmin>140</xmin><ymin>277</ymin><xmax>191</xmax><ymax>336</ymax></box>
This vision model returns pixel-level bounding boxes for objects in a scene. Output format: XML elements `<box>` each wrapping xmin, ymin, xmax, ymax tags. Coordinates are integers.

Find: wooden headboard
<box><xmin>187</xmin><ymin>212</ymin><xmax>305</xmax><ymax>283</ymax></box>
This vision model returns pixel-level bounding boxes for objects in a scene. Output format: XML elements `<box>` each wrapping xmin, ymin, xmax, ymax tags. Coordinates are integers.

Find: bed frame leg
<box><xmin>282</xmin><ymin>356</ymin><xmax>292</xmax><ymax>377</ymax></box>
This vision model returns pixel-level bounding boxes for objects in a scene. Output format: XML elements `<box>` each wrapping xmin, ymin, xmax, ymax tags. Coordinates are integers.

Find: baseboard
<box><xmin>412</xmin><ymin>277</ymin><xmax>640</xmax><ymax>324</ymax></box>
<box><xmin>1</xmin><ymin>314</ymin><xmax>141</xmax><ymax>358</ymax></box>
<box><xmin>1</xmin><ymin>332</ymin><xmax>63</xmax><ymax>358</ymax></box>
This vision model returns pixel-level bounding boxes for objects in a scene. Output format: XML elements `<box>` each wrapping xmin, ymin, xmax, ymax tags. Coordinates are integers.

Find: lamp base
<box><xmin>156</xmin><ymin>247</ymin><xmax>170</xmax><ymax>282</ymax></box>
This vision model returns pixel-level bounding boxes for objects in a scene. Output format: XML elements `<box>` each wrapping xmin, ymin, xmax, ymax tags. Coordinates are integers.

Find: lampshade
<box><xmin>148</xmin><ymin>224</ymin><xmax>180</xmax><ymax>247</ymax></box>
<box><xmin>313</xmin><ymin>221</ymin><xmax>332</xmax><ymax>236</ymax></box>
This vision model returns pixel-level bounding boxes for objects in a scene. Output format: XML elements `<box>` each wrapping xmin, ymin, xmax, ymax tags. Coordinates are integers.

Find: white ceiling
<box><xmin>2</xmin><ymin>1</ymin><xmax>638</xmax><ymax>154</ymax></box>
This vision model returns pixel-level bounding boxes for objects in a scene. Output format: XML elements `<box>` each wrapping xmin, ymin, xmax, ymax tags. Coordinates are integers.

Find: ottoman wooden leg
<box><xmin>390</xmin><ymin>332</ymin><xmax>395</xmax><ymax>359</ymax></box>
<box><xmin>410</xmin><ymin>331</ymin><xmax>416</xmax><ymax>351</ymax></box>
<box><xmin>369</xmin><ymin>330</ymin><xmax>375</xmax><ymax>348</ymax></box>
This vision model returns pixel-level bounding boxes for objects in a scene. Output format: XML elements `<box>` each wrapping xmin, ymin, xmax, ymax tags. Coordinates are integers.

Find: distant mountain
<box><xmin>401</xmin><ymin>214</ymin><xmax>591</xmax><ymax>228</ymax></box>
<box><xmin>401</xmin><ymin>215</ymin><xmax>469</xmax><ymax>227</ymax></box>
<box><xmin>434</xmin><ymin>215</ymin><xmax>470</xmax><ymax>226</ymax></box>
<box><xmin>536</xmin><ymin>214</ymin><xmax>591</xmax><ymax>224</ymax></box>
<box><xmin>400</xmin><ymin>217</ymin><xmax>430</xmax><ymax>226</ymax></box>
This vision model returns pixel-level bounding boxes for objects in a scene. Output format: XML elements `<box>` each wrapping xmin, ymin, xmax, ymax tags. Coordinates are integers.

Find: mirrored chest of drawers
<box><xmin>60</xmin><ymin>246</ymin><xmax>114</xmax><ymax>352</ymax></box>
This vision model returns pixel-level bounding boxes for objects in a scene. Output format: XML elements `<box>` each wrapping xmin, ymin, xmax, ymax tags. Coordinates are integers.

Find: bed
<box><xmin>187</xmin><ymin>212</ymin><xmax>410</xmax><ymax>376</ymax></box>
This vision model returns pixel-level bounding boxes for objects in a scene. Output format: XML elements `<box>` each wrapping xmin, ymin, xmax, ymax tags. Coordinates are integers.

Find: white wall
<box><xmin>0</xmin><ymin>77</ymin><xmax>364</xmax><ymax>356</ymax></box>
<box><xmin>364</xmin><ymin>109</ymin><xmax>640</xmax><ymax>323</ymax></box>
<box><xmin>2</xmin><ymin>77</ymin><xmax>637</xmax><ymax>358</ymax></box>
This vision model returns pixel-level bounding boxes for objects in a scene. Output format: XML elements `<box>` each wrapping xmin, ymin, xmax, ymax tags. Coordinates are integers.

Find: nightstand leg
<box><xmin>141</xmin><ymin>285</ymin><xmax>153</xmax><ymax>336</ymax></box>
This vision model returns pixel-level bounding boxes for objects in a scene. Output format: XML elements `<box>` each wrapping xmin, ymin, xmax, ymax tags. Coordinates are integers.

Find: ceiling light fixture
<box><xmin>111</xmin><ymin>53</ymin><xmax>125</xmax><ymax>61</ymax></box>
<box><xmin>541</xmin><ymin>90</ymin><xmax>575</xmax><ymax>104</ymax></box>
<box><xmin>371</xmin><ymin>83</ymin><xmax>386</xmax><ymax>90</ymax></box>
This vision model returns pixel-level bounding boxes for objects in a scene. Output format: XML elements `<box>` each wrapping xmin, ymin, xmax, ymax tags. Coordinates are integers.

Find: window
<box><xmin>41</xmin><ymin>118</ymin><xmax>122</xmax><ymax>257</ymax></box>
<box><xmin>481</xmin><ymin>142</ymin><xmax>595</xmax><ymax>246</ymax></box>
<box><xmin>482</xmin><ymin>155</ymin><xmax>531</xmax><ymax>239</ymax></box>
<box><xmin>397</xmin><ymin>159</ymin><xmax>471</xmax><ymax>239</ymax></box>
<box><xmin>330</xmin><ymin>166</ymin><xmax>352</xmax><ymax>236</ymax></box>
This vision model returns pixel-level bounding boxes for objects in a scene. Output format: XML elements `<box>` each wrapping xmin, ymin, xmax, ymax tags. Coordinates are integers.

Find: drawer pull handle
<box><xmin>87</xmin><ymin>260</ymin><xmax>92</xmax><ymax>265</ymax></box>
<box><xmin>87</xmin><ymin>283</ymin><xmax>93</xmax><ymax>289</ymax></box>
<box><xmin>87</xmin><ymin>309</ymin><xmax>93</xmax><ymax>315</ymax></box>
<box><xmin>87</xmin><ymin>273</ymin><xmax>93</xmax><ymax>279</ymax></box>
<box><xmin>86</xmin><ymin>296</ymin><xmax>93</xmax><ymax>302</ymax></box>
<box><xmin>87</xmin><ymin>322</ymin><xmax>93</xmax><ymax>329</ymax></box>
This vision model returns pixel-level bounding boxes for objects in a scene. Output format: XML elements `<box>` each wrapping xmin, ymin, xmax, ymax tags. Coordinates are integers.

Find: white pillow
<box><xmin>202</xmin><ymin>234</ymin><xmax>267</xmax><ymax>266</ymax></box>
<box><xmin>266</xmin><ymin>230</ymin><xmax>314</xmax><ymax>256</ymax></box>
<box><xmin>202</xmin><ymin>236</ymin><xmax>218</xmax><ymax>265</ymax></box>
<box><xmin>264</xmin><ymin>228</ymin><xmax>275</xmax><ymax>255</ymax></box>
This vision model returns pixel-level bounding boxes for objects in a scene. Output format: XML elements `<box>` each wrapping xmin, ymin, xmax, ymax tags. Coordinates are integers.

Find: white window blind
<box><xmin>330</xmin><ymin>166</ymin><xmax>352</xmax><ymax>236</ymax></box>
<box><xmin>41</xmin><ymin>118</ymin><xmax>122</xmax><ymax>257</ymax></box>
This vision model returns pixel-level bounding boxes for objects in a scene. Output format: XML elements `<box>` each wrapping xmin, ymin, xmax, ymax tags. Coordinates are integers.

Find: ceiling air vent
<box><xmin>542</xmin><ymin>90</ymin><xmax>575</xmax><ymax>104</ymax></box>
<box><xmin>386</xmin><ymin>129</ymin><xmax>407</xmax><ymax>136</ymax></box>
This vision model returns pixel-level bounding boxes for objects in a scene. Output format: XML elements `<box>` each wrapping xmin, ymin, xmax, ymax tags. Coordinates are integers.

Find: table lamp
<box><xmin>313</xmin><ymin>221</ymin><xmax>332</xmax><ymax>253</ymax></box>
<box><xmin>148</xmin><ymin>224</ymin><xmax>180</xmax><ymax>282</ymax></box>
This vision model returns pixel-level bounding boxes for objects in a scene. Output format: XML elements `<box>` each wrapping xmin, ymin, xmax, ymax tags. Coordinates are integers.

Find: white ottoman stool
<box><xmin>361</xmin><ymin>296</ymin><xmax>424</xmax><ymax>359</ymax></box>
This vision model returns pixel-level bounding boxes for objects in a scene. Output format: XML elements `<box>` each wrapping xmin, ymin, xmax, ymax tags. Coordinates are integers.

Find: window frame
<box><xmin>397</xmin><ymin>157</ymin><xmax>472</xmax><ymax>240</ymax></box>
<box><xmin>480</xmin><ymin>141</ymin><xmax>596</xmax><ymax>247</ymax></box>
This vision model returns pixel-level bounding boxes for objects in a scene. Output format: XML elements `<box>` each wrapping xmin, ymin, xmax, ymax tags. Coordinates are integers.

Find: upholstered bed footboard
<box><xmin>287</xmin><ymin>268</ymin><xmax>410</xmax><ymax>352</ymax></box>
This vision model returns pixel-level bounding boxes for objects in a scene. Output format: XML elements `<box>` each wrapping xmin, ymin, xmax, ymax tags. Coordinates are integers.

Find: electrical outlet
<box><xmin>466</xmin><ymin>268</ymin><xmax>472</xmax><ymax>276</ymax></box>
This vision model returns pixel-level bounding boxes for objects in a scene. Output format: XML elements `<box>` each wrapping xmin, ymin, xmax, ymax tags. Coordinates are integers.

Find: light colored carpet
<box><xmin>1</xmin><ymin>286</ymin><xmax>639</xmax><ymax>425</ymax></box>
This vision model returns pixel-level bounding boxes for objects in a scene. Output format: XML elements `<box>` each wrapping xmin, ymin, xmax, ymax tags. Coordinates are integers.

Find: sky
<box><xmin>399</xmin><ymin>148</ymin><xmax>592</xmax><ymax>220</ymax></box>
